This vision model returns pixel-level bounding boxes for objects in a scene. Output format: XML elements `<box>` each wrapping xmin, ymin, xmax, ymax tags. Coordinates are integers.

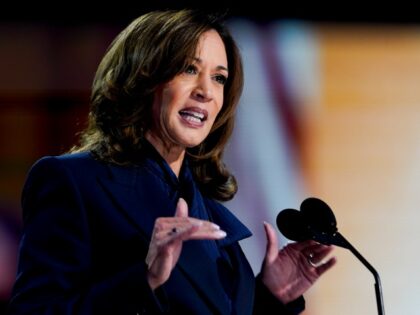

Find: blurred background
<box><xmin>1</xmin><ymin>1</ymin><xmax>420</xmax><ymax>314</ymax></box>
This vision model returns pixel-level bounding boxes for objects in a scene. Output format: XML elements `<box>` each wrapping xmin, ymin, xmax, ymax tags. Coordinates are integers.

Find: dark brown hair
<box><xmin>71</xmin><ymin>9</ymin><xmax>243</xmax><ymax>201</ymax></box>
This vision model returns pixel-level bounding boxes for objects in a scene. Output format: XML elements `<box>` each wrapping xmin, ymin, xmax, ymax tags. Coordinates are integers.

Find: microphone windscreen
<box><xmin>276</xmin><ymin>209</ymin><xmax>310</xmax><ymax>241</ymax></box>
<box><xmin>300</xmin><ymin>197</ymin><xmax>337</xmax><ymax>234</ymax></box>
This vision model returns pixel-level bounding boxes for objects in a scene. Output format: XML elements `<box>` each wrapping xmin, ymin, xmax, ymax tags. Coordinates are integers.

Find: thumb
<box><xmin>175</xmin><ymin>198</ymin><xmax>188</xmax><ymax>217</ymax></box>
<box><xmin>263</xmin><ymin>221</ymin><xmax>279</xmax><ymax>263</ymax></box>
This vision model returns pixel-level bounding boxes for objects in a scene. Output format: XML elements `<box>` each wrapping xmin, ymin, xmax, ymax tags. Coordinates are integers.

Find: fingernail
<box><xmin>211</xmin><ymin>223</ymin><xmax>220</xmax><ymax>230</ymax></box>
<box><xmin>216</xmin><ymin>230</ymin><xmax>227</xmax><ymax>238</ymax></box>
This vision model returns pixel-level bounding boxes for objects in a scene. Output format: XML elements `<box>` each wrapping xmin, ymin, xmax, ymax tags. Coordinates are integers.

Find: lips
<box><xmin>179</xmin><ymin>107</ymin><xmax>208</xmax><ymax>124</ymax></box>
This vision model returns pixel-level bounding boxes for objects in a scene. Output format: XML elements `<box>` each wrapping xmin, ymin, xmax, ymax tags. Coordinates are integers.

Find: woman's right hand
<box><xmin>145</xmin><ymin>198</ymin><xmax>226</xmax><ymax>290</ymax></box>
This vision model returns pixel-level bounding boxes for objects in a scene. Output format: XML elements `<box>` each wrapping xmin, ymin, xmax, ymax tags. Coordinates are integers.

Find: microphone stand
<box><xmin>312</xmin><ymin>231</ymin><xmax>385</xmax><ymax>315</ymax></box>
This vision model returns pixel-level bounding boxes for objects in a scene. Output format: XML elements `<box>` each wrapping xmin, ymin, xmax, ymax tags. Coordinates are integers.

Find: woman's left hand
<box><xmin>261</xmin><ymin>222</ymin><xmax>337</xmax><ymax>303</ymax></box>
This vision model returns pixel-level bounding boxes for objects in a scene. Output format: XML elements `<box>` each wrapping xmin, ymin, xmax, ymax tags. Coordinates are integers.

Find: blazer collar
<box><xmin>205</xmin><ymin>199</ymin><xmax>252</xmax><ymax>247</ymax></box>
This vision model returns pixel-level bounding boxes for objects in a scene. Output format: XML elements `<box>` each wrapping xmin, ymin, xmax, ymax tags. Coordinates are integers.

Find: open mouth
<box><xmin>179</xmin><ymin>108</ymin><xmax>208</xmax><ymax>123</ymax></box>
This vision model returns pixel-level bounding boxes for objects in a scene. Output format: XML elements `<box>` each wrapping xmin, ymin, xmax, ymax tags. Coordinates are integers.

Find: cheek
<box><xmin>152</xmin><ymin>86</ymin><xmax>173</xmax><ymax>129</ymax></box>
<box><xmin>161</xmin><ymin>84</ymin><xmax>184</xmax><ymax>113</ymax></box>
<box><xmin>215</xmin><ymin>94</ymin><xmax>224</xmax><ymax>114</ymax></box>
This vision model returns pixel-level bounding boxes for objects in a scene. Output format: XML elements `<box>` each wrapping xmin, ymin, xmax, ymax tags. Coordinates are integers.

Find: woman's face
<box><xmin>151</xmin><ymin>29</ymin><xmax>228</xmax><ymax>150</ymax></box>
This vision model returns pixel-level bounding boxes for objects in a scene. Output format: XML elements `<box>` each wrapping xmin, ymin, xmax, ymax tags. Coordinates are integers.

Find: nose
<box><xmin>192</xmin><ymin>75</ymin><xmax>213</xmax><ymax>102</ymax></box>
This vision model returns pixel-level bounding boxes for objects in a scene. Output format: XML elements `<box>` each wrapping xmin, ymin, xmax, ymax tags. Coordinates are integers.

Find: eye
<box><xmin>184</xmin><ymin>64</ymin><xmax>197</xmax><ymax>75</ymax></box>
<box><xmin>214</xmin><ymin>74</ymin><xmax>227</xmax><ymax>85</ymax></box>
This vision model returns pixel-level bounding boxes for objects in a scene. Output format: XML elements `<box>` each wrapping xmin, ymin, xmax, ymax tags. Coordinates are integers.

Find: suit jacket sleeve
<box><xmin>253</xmin><ymin>274</ymin><xmax>305</xmax><ymax>315</ymax></box>
<box><xmin>8</xmin><ymin>157</ymin><xmax>166</xmax><ymax>315</ymax></box>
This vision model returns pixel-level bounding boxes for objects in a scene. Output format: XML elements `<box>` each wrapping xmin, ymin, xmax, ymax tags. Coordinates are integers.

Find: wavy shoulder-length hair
<box><xmin>71</xmin><ymin>9</ymin><xmax>243</xmax><ymax>201</ymax></box>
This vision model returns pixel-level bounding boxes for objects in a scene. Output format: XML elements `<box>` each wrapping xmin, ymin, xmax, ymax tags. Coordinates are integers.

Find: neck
<box><xmin>145</xmin><ymin>132</ymin><xmax>185</xmax><ymax>177</ymax></box>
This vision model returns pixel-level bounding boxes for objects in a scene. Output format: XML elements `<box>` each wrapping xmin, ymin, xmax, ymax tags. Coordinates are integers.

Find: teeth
<box><xmin>184</xmin><ymin>115</ymin><xmax>202</xmax><ymax>123</ymax></box>
<box><xmin>179</xmin><ymin>110</ymin><xmax>205</xmax><ymax>121</ymax></box>
<box><xmin>193</xmin><ymin>113</ymin><xmax>204</xmax><ymax>119</ymax></box>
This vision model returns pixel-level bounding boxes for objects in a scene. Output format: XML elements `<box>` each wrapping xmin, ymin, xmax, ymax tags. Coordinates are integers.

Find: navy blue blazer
<box><xmin>8</xmin><ymin>145</ymin><xmax>304</xmax><ymax>315</ymax></box>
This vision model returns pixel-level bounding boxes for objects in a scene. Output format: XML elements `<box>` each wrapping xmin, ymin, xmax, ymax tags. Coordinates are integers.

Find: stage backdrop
<box><xmin>225</xmin><ymin>20</ymin><xmax>420</xmax><ymax>315</ymax></box>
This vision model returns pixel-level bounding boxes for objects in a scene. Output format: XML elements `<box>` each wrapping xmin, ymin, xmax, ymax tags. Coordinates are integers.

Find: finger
<box><xmin>175</xmin><ymin>198</ymin><xmax>188</xmax><ymax>217</ymax></box>
<box><xmin>160</xmin><ymin>224</ymin><xmax>199</xmax><ymax>244</ymax></box>
<box><xmin>157</xmin><ymin>224</ymin><xmax>226</xmax><ymax>242</ymax></box>
<box><xmin>303</xmin><ymin>242</ymin><xmax>331</xmax><ymax>253</ymax></box>
<box><xmin>263</xmin><ymin>221</ymin><xmax>279</xmax><ymax>263</ymax></box>
<box><xmin>147</xmin><ymin>223</ymin><xmax>198</xmax><ymax>269</ymax></box>
<box><xmin>156</xmin><ymin>216</ymin><xmax>212</xmax><ymax>227</ymax></box>
<box><xmin>315</xmin><ymin>256</ymin><xmax>337</xmax><ymax>276</ymax></box>
<box><xmin>288</xmin><ymin>239</ymin><xmax>317</xmax><ymax>252</ymax></box>
<box><xmin>146</xmin><ymin>235</ymin><xmax>162</xmax><ymax>268</ymax></box>
<box><xmin>145</xmin><ymin>247</ymin><xmax>156</xmax><ymax>268</ymax></box>
<box><xmin>314</xmin><ymin>245</ymin><xmax>334</xmax><ymax>261</ymax></box>
<box><xmin>189</xmin><ymin>227</ymin><xmax>226</xmax><ymax>240</ymax></box>
<box><xmin>156</xmin><ymin>218</ymin><xmax>219</xmax><ymax>235</ymax></box>
<box><xmin>305</xmin><ymin>244</ymin><xmax>335</xmax><ymax>264</ymax></box>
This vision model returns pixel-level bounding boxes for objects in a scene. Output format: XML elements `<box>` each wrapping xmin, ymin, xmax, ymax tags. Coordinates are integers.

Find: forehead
<box><xmin>195</xmin><ymin>30</ymin><xmax>228</xmax><ymax>65</ymax></box>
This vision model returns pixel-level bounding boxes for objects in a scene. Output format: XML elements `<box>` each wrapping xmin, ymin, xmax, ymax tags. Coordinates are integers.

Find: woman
<box><xmin>8</xmin><ymin>9</ymin><xmax>336</xmax><ymax>315</ymax></box>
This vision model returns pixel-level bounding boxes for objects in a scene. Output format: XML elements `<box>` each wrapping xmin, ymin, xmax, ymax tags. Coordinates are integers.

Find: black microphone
<box><xmin>276</xmin><ymin>198</ymin><xmax>347</xmax><ymax>247</ymax></box>
<box><xmin>300</xmin><ymin>197</ymin><xmax>337</xmax><ymax>235</ymax></box>
<box><xmin>276</xmin><ymin>197</ymin><xmax>385</xmax><ymax>315</ymax></box>
<box><xmin>276</xmin><ymin>208</ymin><xmax>310</xmax><ymax>241</ymax></box>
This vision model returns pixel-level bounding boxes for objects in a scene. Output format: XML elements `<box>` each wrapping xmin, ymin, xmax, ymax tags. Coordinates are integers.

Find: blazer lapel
<box><xmin>230</xmin><ymin>244</ymin><xmax>255</xmax><ymax>315</ymax></box>
<box><xmin>176</xmin><ymin>241</ymin><xmax>232</xmax><ymax>315</ymax></box>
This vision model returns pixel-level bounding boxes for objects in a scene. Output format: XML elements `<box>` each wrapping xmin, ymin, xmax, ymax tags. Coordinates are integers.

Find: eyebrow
<box><xmin>193</xmin><ymin>57</ymin><xmax>229</xmax><ymax>73</ymax></box>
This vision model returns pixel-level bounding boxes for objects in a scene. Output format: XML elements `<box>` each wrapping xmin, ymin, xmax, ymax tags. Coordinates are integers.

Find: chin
<box><xmin>182</xmin><ymin>140</ymin><xmax>204</xmax><ymax>149</ymax></box>
<box><xmin>178</xmin><ymin>136</ymin><xmax>207</xmax><ymax>149</ymax></box>
<box><xmin>174</xmin><ymin>130</ymin><xmax>209</xmax><ymax>148</ymax></box>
